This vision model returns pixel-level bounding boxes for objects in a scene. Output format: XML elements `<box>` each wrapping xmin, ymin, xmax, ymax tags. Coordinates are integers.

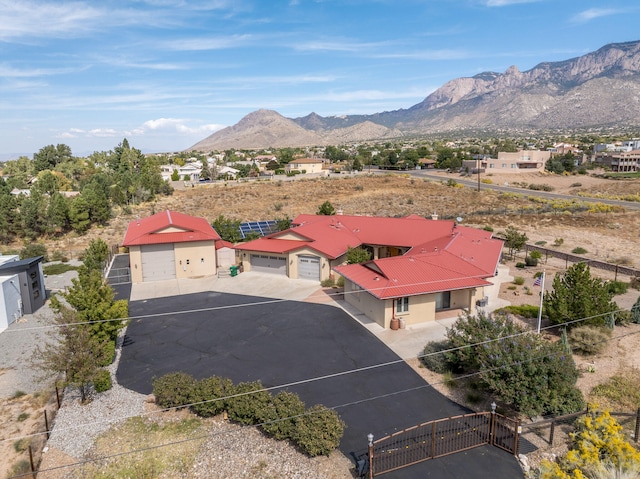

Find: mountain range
<box><xmin>190</xmin><ymin>40</ymin><xmax>640</xmax><ymax>151</ymax></box>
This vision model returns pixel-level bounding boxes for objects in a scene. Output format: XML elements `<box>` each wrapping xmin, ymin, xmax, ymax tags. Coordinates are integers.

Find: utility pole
<box><xmin>477</xmin><ymin>157</ymin><xmax>481</xmax><ymax>192</ymax></box>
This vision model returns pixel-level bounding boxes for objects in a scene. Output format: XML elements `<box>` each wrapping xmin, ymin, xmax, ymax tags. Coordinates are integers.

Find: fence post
<box><xmin>635</xmin><ymin>408</ymin><xmax>640</xmax><ymax>443</ymax></box>
<box><xmin>490</xmin><ymin>402</ymin><xmax>496</xmax><ymax>446</ymax></box>
<box><xmin>368</xmin><ymin>433</ymin><xmax>374</xmax><ymax>479</ymax></box>
<box><xmin>55</xmin><ymin>384</ymin><xmax>61</xmax><ymax>408</ymax></box>
<box><xmin>44</xmin><ymin>410</ymin><xmax>50</xmax><ymax>439</ymax></box>
<box><xmin>28</xmin><ymin>445</ymin><xmax>36</xmax><ymax>479</ymax></box>
<box><xmin>431</xmin><ymin>421</ymin><xmax>436</xmax><ymax>458</ymax></box>
<box><xmin>549</xmin><ymin>420</ymin><xmax>555</xmax><ymax>446</ymax></box>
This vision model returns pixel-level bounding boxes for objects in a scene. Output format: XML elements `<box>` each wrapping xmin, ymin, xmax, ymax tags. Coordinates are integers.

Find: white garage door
<box><xmin>250</xmin><ymin>254</ymin><xmax>287</xmax><ymax>275</ymax></box>
<box><xmin>298</xmin><ymin>255</ymin><xmax>320</xmax><ymax>281</ymax></box>
<box><xmin>141</xmin><ymin>244</ymin><xmax>176</xmax><ymax>281</ymax></box>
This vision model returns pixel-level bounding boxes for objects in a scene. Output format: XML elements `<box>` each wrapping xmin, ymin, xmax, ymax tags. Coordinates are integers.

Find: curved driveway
<box><xmin>117</xmin><ymin>290</ymin><xmax>523</xmax><ymax>478</ymax></box>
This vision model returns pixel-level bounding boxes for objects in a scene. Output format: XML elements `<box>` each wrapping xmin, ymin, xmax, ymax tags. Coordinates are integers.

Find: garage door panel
<box><xmin>251</xmin><ymin>254</ymin><xmax>287</xmax><ymax>275</ymax></box>
<box><xmin>298</xmin><ymin>255</ymin><xmax>320</xmax><ymax>280</ymax></box>
<box><xmin>141</xmin><ymin>244</ymin><xmax>176</xmax><ymax>281</ymax></box>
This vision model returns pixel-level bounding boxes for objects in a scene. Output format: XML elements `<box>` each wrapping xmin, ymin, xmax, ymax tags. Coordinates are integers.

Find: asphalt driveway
<box><xmin>117</xmin><ymin>291</ymin><xmax>522</xmax><ymax>478</ymax></box>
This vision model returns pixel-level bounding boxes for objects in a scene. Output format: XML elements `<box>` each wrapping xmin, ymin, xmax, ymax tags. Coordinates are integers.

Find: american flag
<box><xmin>533</xmin><ymin>275</ymin><xmax>543</xmax><ymax>287</ymax></box>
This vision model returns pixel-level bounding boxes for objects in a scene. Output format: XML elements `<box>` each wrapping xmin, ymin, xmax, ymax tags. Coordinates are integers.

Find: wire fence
<box><xmin>519</xmin><ymin>408</ymin><xmax>640</xmax><ymax>456</ymax></box>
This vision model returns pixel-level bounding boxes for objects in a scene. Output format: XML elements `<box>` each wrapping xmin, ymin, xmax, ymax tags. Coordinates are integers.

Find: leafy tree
<box><xmin>446</xmin><ymin>311</ymin><xmax>584</xmax><ymax>416</ymax></box>
<box><xmin>32</xmin><ymin>305</ymin><xmax>110</xmax><ymax>403</ymax></box>
<box><xmin>275</xmin><ymin>216</ymin><xmax>291</xmax><ymax>232</ymax></box>
<box><xmin>346</xmin><ymin>246</ymin><xmax>371</xmax><ymax>264</ymax></box>
<box><xmin>46</xmin><ymin>192</ymin><xmax>70</xmax><ymax>235</ymax></box>
<box><xmin>0</xmin><ymin>193</ymin><xmax>19</xmax><ymax>242</ymax></box>
<box><xmin>502</xmin><ymin>225</ymin><xmax>528</xmax><ymax>259</ymax></box>
<box><xmin>316</xmin><ymin>201</ymin><xmax>336</xmax><ymax>216</ymax></box>
<box><xmin>32</xmin><ymin>144</ymin><xmax>72</xmax><ymax>173</ymax></box>
<box><xmin>539</xmin><ymin>409</ymin><xmax>640</xmax><ymax>478</ymax></box>
<box><xmin>82</xmin><ymin>238</ymin><xmax>110</xmax><ymax>272</ymax></box>
<box><xmin>351</xmin><ymin>156</ymin><xmax>363</xmax><ymax>171</ymax></box>
<box><xmin>171</xmin><ymin>169</ymin><xmax>180</xmax><ymax>181</ymax></box>
<box><xmin>20</xmin><ymin>190</ymin><xmax>47</xmax><ymax>239</ymax></box>
<box><xmin>82</xmin><ymin>178</ymin><xmax>111</xmax><ymax>224</ymax></box>
<box><xmin>1</xmin><ymin>156</ymin><xmax>33</xmax><ymax>187</ymax></box>
<box><xmin>544</xmin><ymin>262</ymin><xmax>618</xmax><ymax>328</ymax></box>
<box><xmin>200</xmin><ymin>159</ymin><xmax>211</xmax><ymax>180</ymax></box>
<box><xmin>545</xmin><ymin>152</ymin><xmax>577</xmax><ymax>175</ymax></box>
<box><xmin>212</xmin><ymin>215</ymin><xmax>242</xmax><ymax>243</ymax></box>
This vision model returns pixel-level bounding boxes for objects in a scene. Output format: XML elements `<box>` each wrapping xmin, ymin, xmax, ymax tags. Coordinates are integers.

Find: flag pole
<box><xmin>537</xmin><ymin>270</ymin><xmax>546</xmax><ymax>334</ymax></box>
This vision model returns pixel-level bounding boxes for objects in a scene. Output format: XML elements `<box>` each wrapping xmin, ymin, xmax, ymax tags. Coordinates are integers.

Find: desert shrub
<box><xmin>420</xmin><ymin>340</ymin><xmax>454</xmax><ymax>373</ymax></box>
<box><xmin>539</xmin><ymin>409</ymin><xmax>640</xmax><ymax>479</ymax></box>
<box><xmin>49</xmin><ymin>250</ymin><xmax>69</xmax><ymax>262</ymax></box>
<box><xmin>497</xmin><ymin>304</ymin><xmax>540</xmax><ymax>318</ymax></box>
<box><xmin>99</xmin><ymin>340</ymin><xmax>116</xmax><ymax>367</ymax></box>
<box><xmin>482</xmin><ymin>225</ymin><xmax>494</xmax><ymax>232</ymax></box>
<box><xmin>529</xmin><ymin>183</ymin><xmax>554</xmax><ymax>192</ymax></box>
<box><xmin>529</xmin><ymin>250</ymin><xmax>542</xmax><ymax>260</ymax></box>
<box><xmin>446</xmin><ymin>312</ymin><xmax>583</xmax><ymax>416</ymax></box>
<box><xmin>292</xmin><ymin>405</ymin><xmax>345</xmax><ymax>457</ymax></box>
<box><xmin>590</xmin><ymin>370</ymin><xmax>640</xmax><ymax>410</ymax></box>
<box><xmin>43</xmin><ymin>263</ymin><xmax>78</xmax><ymax>275</ymax></box>
<box><xmin>153</xmin><ymin>372</ymin><xmax>196</xmax><ymax>409</ymax></box>
<box><xmin>525</xmin><ymin>256</ymin><xmax>538</xmax><ymax>267</ymax></box>
<box><xmin>93</xmin><ymin>369</ymin><xmax>112</xmax><ymax>393</ymax></box>
<box><xmin>20</xmin><ymin>243</ymin><xmax>48</xmax><ymax>261</ymax></box>
<box><xmin>12</xmin><ymin>390</ymin><xmax>27</xmax><ymax>399</ymax></box>
<box><xmin>480</xmin><ymin>178</ymin><xmax>493</xmax><ymax>184</ymax></box>
<box><xmin>513</xmin><ymin>276</ymin><xmax>525</xmax><ymax>285</ymax></box>
<box><xmin>259</xmin><ymin>390</ymin><xmax>306</xmax><ymax>440</ymax></box>
<box><xmin>13</xmin><ymin>438</ymin><xmax>29</xmax><ymax>453</ymax></box>
<box><xmin>572</xmin><ymin>246</ymin><xmax>588</xmax><ymax>254</ymax></box>
<box><xmin>336</xmin><ymin>275</ymin><xmax>344</xmax><ymax>287</ymax></box>
<box><xmin>554</xmin><ymin>238</ymin><xmax>564</xmax><ymax>246</ymax></box>
<box><xmin>190</xmin><ymin>376</ymin><xmax>235</xmax><ymax>418</ymax></box>
<box><xmin>17</xmin><ymin>412</ymin><xmax>29</xmax><ymax>422</ymax></box>
<box><xmin>606</xmin><ymin>280</ymin><xmax>628</xmax><ymax>295</ymax></box>
<box><xmin>507</xmin><ymin>285</ymin><xmax>517</xmax><ymax>290</ymax></box>
<box><xmin>570</xmin><ymin>182</ymin><xmax>583</xmax><ymax>187</ymax></box>
<box><xmin>226</xmin><ymin>381</ymin><xmax>272</xmax><ymax>425</ymax></box>
<box><xmin>515</xmin><ymin>262</ymin><xmax>526</xmax><ymax>269</ymax></box>
<box><xmin>535</xmin><ymin>240</ymin><xmax>547</xmax><ymax>246</ymax></box>
<box><xmin>568</xmin><ymin>326</ymin><xmax>611</xmax><ymax>356</ymax></box>
<box><xmin>320</xmin><ymin>278</ymin><xmax>335</xmax><ymax>288</ymax></box>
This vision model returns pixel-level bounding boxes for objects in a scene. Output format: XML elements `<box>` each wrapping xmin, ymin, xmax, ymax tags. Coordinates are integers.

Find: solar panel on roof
<box><xmin>238</xmin><ymin>220</ymin><xmax>284</xmax><ymax>239</ymax></box>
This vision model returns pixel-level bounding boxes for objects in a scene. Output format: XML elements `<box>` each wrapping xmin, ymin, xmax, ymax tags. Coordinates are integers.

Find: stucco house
<box><xmin>123</xmin><ymin>210</ymin><xmax>221</xmax><ymax>283</ymax></box>
<box><xmin>235</xmin><ymin>214</ymin><xmax>503</xmax><ymax>327</ymax></box>
<box><xmin>285</xmin><ymin>158</ymin><xmax>324</xmax><ymax>174</ymax></box>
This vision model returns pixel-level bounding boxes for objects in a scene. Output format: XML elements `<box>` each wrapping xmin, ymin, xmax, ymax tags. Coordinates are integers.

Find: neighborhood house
<box><xmin>236</xmin><ymin>214</ymin><xmax>503</xmax><ymax>328</ymax></box>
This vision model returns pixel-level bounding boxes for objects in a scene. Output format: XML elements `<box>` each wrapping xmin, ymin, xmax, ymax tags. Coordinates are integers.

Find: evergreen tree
<box><xmin>316</xmin><ymin>201</ymin><xmax>336</xmax><ymax>215</ymax></box>
<box><xmin>544</xmin><ymin>262</ymin><xmax>618</xmax><ymax>328</ymax></box>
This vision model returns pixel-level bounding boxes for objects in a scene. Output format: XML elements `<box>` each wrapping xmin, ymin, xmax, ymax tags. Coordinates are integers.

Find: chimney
<box><xmin>431</xmin><ymin>211</ymin><xmax>438</xmax><ymax>221</ymax></box>
<box><xmin>336</xmin><ymin>207</ymin><xmax>343</xmax><ymax>215</ymax></box>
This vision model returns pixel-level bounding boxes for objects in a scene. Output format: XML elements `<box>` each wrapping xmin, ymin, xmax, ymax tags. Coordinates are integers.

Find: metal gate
<box><xmin>368</xmin><ymin>412</ymin><xmax>519</xmax><ymax>477</ymax></box>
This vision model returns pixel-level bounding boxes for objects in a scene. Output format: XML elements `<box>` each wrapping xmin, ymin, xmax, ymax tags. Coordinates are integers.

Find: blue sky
<box><xmin>1</xmin><ymin>0</ymin><xmax>639</xmax><ymax>158</ymax></box>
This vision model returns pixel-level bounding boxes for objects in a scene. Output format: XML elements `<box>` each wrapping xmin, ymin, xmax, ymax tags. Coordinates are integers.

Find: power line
<box><xmin>2</xmin><ymin>307</ymin><xmax>633</xmax><ymax>448</ymax></box>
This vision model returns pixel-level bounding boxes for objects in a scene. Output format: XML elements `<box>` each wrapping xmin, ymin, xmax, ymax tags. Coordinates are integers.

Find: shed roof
<box><xmin>122</xmin><ymin>210</ymin><xmax>220</xmax><ymax>247</ymax></box>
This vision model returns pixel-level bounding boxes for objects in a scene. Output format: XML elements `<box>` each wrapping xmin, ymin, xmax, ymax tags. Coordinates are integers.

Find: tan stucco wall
<box><xmin>273</xmin><ymin>231</ymin><xmax>307</xmax><ymax>241</ymax></box>
<box><xmin>129</xmin><ymin>246</ymin><xmax>143</xmax><ymax>283</ymax></box>
<box><xmin>237</xmin><ymin>250</ymin><xmax>287</xmax><ymax>274</ymax></box>
<box><xmin>343</xmin><ymin>279</ymin><xmax>485</xmax><ymax>329</ymax></box>
<box><xmin>128</xmin><ymin>241</ymin><xmax>216</xmax><ymax>283</ymax></box>
<box><xmin>174</xmin><ymin>241</ymin><xmax>217</xmax><ymax>279</ymax></box>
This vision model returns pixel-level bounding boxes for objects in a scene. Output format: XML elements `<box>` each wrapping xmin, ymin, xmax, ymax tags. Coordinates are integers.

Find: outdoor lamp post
<box><xmin>368</xmin><ymin>433</ymin><xmax>374</xmax><ymax>479</ymax></box>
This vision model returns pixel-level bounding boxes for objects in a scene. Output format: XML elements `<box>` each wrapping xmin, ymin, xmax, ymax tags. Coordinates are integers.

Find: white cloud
<box><xmin>89</xmin><ymin>128</ymin><xmax>118</xmax><ymax>137</ymax></box>
<box><xmin>165</xmin><ymin>34</ymin><xmax>254</xmax><ymax>51</ymax></box>
<box><xmin>571</xmin><ymin>8</ymin><xmax>620</xmax><ymax>23</ymax></box>
<box><xmin>0</xmin><ymin>63</ymin><xmax>85</xmax><ymax>78</ymax></box>
<box><xmin>140</xmin><ymin>118</ymin><xmax>224</xmax><ymax>135</ymax></box>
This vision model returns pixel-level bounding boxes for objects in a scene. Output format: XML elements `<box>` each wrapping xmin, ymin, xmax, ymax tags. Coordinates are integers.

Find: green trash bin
<box><xmin>230</xmin><ymin>265</ymin><xmax>238</xmax><ymax>277</ymax></box>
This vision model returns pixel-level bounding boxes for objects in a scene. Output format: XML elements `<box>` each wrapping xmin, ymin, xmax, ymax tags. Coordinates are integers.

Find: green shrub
<box><xmin>497</xmin><ymin>304</ymin><xmax>540</xmax><ymax>318</ymax></box>
<box><xmin>528</xmin><ymin>183</ymin><xmax>554</xmax><ymax>192</ymax></box>
<box><xmin>17</xmin><ymin>412</ymin><xmax>29</xmax><ymax>422</ymax></box>
<box><xmin>482</xmin><ymin>225</ymin><xmax>494</xmax><ymax>232</ymax></box>
<box><xmin>529</xmin><ymin>250</ymin><xmax>542</xmax><ymax>260</ymax></box>
<box><xmin>226</xmin><ymin>381</ymin><xmax>272</xmax><ymax>425</ymax></box>
<box><xmin>535</xmin><ymin>240</ymin><xmax>547</xmax><ymax>246</ymax></box>
<box><xmin>320</xmin><ymin>278</ymin><xmax>335</xmax><ymax>287</ymax></box>
<box><xmin>259</xmin><ymin>391</ymin><xmax>306</xmax><ymax>440</ymax></box>
<box><xmin>13</xmin><ymin>438</ymin><xmax>29</xmax><ymax>453</ymax></box>
<box><xmin>568</xmin><ymin>326</ymin><xmax>611</xmax><ymax>356</ymax></box>
<box><xmin>606</xmin><ymin>280</ymin><xmax>628</xmax><ymax>295</ymax></box>
<box><xmin>93</xmin><ymin>369</ymin><xmax>112</xmax><ymax>393</ymax></box>
<box><xmin>153</xmin><ymin>372</ymin><xmax>196</xmax><ymax>409</ymax></box>
<box><xmin>49</xmin><ymin>250</ymin><xmax>70</xmax><ymax>262</ymax></box>
<box><xmin>336</xmin><ymin>276</ymin><xmax>344</xmax><ymax>287</ymax></box>
<box><xmin>292</xmin><ymin>405</ymin><xmax>345</xmax><ymax>457</ymax></box>
<box><xmin>554</xmin><ymin>238</ymin><xmax>564</xmax><ymax>246</ymax></box>
<box><xmin>525</xmin><ymin>256</ymin><xmax>538</xmax><ymax>267</ymax></box>
<box><xmin>43</xmin><ymin>263</ymin><xmax>78</xmax><ymax>275</ymax></box>
<box><xmin>513</xmin><ymin>276</ymin><xmax>525</xmax><ymax>286</ymax></box>
<box><xmin>190</xmin><ymin>376</ymin><xmax>235</xmax><ymax>417</ymax></box>
<box><xmin>515</xmin><ymin>262</ymin><xmax>526</xmax><ymax>269</ymax></box>
<box><xmin>420</xmin><ymin>340</ymin><xmax>453</xmax><ymax>374</ymax></box>
<box><xmin>20</xmin><ymin>243</ymin><xmax>48</xmax><ymax>261</ymax></box>
<box><xmin>572</xmin><ymin>247</ymin><xmax>588</xmax><ymax>254</ymax></box>
<box><xmin>99</xmin><ymin>340</ymin><xmax>116</xmax><ymax>367</ymax></box>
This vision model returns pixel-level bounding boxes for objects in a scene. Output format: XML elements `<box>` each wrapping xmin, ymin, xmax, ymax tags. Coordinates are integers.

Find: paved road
<box><xmin>117</xmin><ymin>291</ymin><xmax>523</xmax><ymax>478</ymax></box>
<box><xmin>396</xmin><ymin>170</ymin><xmax>640</xmax><ymax>211</ymax></box>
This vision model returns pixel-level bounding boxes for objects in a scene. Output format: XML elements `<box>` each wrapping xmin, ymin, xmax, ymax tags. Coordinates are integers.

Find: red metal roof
<box><xmin>234</xmin><ymin>237</ymin><xmax>310</xmax><ymax>254</ymax></box>
<box><xmin>122</xmin><ymin>210</ymin><xmax>220</xmax><ymax>247</ymax></box>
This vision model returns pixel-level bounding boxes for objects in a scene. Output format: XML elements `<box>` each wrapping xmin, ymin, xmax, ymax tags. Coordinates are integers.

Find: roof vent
<box><xmin>431</xmin><ymin>211</ymin><xmax>438</xmax><ymax>221</ymax></box>
<box><xmin>373</xmin><ymin>276</ymin><xmax>379</xmax><ymax>281</ymax></box>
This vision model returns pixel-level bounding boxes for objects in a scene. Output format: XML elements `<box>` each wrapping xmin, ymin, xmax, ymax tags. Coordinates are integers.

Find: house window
<box><xmin>396</xmin><ymin>297</ymin><xmax>409</xmax><ymax>314</ymax></box>
<box><xmin>435</xmin><ymin>291</ymin><xmax>451</xmax><ymax>311</ymax></box>
<box><xmin>489</xmin><ymin>163</ymin><xmax>494</xmax><ymax>168</ymax></box>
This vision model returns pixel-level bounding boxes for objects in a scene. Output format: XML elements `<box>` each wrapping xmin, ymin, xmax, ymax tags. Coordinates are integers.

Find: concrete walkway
<box><xmin>129</xmin><ymin>264</ymin><xmax>515</xmax><ymax>362</ymax></box>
